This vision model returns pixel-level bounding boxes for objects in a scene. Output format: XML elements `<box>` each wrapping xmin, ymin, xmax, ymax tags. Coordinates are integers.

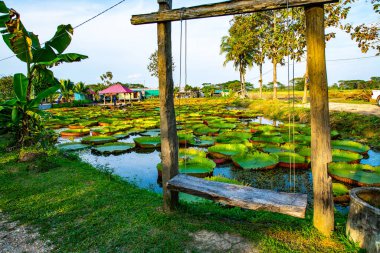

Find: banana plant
<box><xmin>0</xmin><ymin>1</ymin><xmax>88</xmax><ymax>146</ymax></box>
<box><xmin>0</xmin><ymin>74</ymin><xmax>59</xmax><ymax>145</ymax></box>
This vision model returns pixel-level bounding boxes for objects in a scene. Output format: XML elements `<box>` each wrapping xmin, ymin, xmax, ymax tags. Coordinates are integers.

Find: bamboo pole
<box><xmin>305</xmin><ymin>4</ymin><xmax>334</xmax><ymax>236</ymax></box>
<box><xmin>157</xmin><ymin>0</ymin><xmax>179</xmax><ymax>211</ymax></box>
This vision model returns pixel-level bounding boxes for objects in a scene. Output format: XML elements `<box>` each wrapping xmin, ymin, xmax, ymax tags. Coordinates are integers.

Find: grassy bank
<box><xmin>0</xmin><ymin>147</ymin><xmax>357</xmax><ymax>252</ymax></box>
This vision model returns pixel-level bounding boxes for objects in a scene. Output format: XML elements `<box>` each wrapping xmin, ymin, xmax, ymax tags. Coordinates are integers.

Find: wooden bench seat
<box><xmin>167</xmin><ymin>174</ymin><xmax>308</xmax><ymax>218</ymax></box>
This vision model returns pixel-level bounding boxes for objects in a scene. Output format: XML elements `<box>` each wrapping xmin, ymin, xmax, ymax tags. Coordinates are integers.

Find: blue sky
<box><xmin>0</xmin><ymin>0</ymin><xmax>378</xmax><ymax>88</ymax></box>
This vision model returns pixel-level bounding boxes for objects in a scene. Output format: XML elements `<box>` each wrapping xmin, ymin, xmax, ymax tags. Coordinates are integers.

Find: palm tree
<box><xmin>74</xmin><ymin>81</ymin><xmax>88</xmax><ymax>94</ymax></box>
<box><xmin>59</xmin><ymin>79</ymin><xmax>74</xmax><ymax>102</ymax></box>
<box><xmin>220</xmin><ymin>31</ymin><xmax>254</xmax><ymax>98</ymax></box>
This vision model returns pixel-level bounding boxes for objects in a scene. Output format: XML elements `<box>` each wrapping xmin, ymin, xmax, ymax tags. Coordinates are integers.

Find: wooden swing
<box><xmin>131</xmin><ymin>0</ymin><xmax>337</xmax><ymax>234</ymax></box>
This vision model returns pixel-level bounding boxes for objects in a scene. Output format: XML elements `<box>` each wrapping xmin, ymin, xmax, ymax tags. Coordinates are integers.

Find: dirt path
<box><xmin>0</xmin><ymin>212</ymin><xmax>53</xmax><ymax>253</ymax></box>
<box><xmin>299</xmin><ymin>102</ymin><xmax>380</xmax><ymax>117</ymax></box>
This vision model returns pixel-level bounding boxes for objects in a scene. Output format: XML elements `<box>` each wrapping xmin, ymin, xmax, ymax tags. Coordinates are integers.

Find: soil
<box><xmin>0</xmin><ymin>212</ymin><xmax>53</xmax><ymax>253</ymax></box>
<box><xmin>299</xmin><ymin>102</ymin><xmax>380</xmax><ymax>117</ymax></box>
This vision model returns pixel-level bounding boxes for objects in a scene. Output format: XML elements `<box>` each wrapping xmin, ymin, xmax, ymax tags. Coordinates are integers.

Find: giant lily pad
<box><xmin>328</xmin><ymin>162</ymin><xmax>380</xmax><ymax>186</ymax></box>
<box><xmin>57</xmin><ymin>142</ymin><xmax>90</xmax><ymax>151</ymax></box>
<box><xmin>332</xmin><ymin>149</ymin><xmax>363</xmax><ymax>163</ymax></box>
<box><xmin>251</xmin><ymin>136</ymin><xmax>284</xmax><ymax>144</ymax></box>
<box><xmin>331</xmin><ymin>140</ymin><xmax>370</xmax><ymax>154</ymax></box>
<box><xmin>92</xmin><ymin>142</ymin><xmax>135</xmax><ymax>155</ymax></box>
<box><xmin>157</xmin><ymin>157</ymin><xmax>216</xmax><ymax>178</ymax></box>
<box><xmin>332</xmin><ymin>182</ymin><xmax>350</xmax><ymax>203</ymax></box>
<box><xmin>232</xmin><ymin>152</ymin><xmax>279</xmax><ymax>170</ymax></box>
<box><xmin>189</xmin><ymin>136</ymin><xmax>215</xmax><ymax>147</ymax></box>
<box><xmin>134</xmin><ymin>136</ymin><xmax>161</xmax><ymax>148</ymax></box>
<box><xmin>81</xmin><ymin>136</ymin><xmax>117</xmax><ymax>145</ymax></box>
<box><xmin>193</xmin><ymin>126</ymin><xmax>219</xmax><ymax>136</ymax></box>
<box><xmin>277</xmin><ymin>152</ymin><xmax>309</xmax><ymax>169</ymax></box>
<box><xmin>208</xmin><ymin>144</ymin><xmax>247</xmax><ymax>159</ymax></box>
<box><xmin>215</xmin><ymin>131</ymin><xmax>252</xmax><ymax>144</ymax></box>
<box><xmin>179</xmin><ymin>148</ymin><xmax>206</xmax><ymax>159</ymax></box>
<box><xmin>60</xmin><ymin>128</ymin><xmax>90</xmax><ymax>137</ymax></box>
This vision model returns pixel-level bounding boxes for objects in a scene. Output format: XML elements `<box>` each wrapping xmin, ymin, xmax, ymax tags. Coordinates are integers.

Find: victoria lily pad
<box><xmin>251</xmin><ymin>136</ymin><xmax>284</xmax><ymax>144</ymax></box>
<box><xmin>232</xmin><ymin>152</ymin><xmax>279</xmax><ymax>170</ymax></box>
<box><xmin>277</xmin><ymin>152</ymin><xmax>309</xmax><ymax>169</ymax></box>
<box><xmin>215</xmin><ymin>131</ymin><xmax>252</xmax><ymax>144</ymax></box>
<box><xmin>60</xmin><ymin>128</ymin><xmax>90</xmax><ymax>137</ymax></box>
<box><xmin>81</xmin><ymin>136</ymin><xmax>117</xmax><ymax>145</ymax></box>
<box><xmin>57</xmin><ymin>142</ymin><xmax>90</xmax><ymax>151</ymax></box>
<box><xmin>331</xmin><ymin>140</ymin><xmax>370</xmax><ymax>154</ymax></box>
<box><xmin>157</xmin><ymin>157</ymin><xmax>216</xmax><ymax>177</ymax></box>
<box><xmin>189</xmin><ymin>136</ymin><xmax>215</xmax><ymax>147</ymax></box>
<box><xmin>332</xmin><ymin>149</ymin><xmax>363</xmax><ymax>163</ymax></box>
<box><xmin>179</xmin><ymin>148</ymin><xmax>206</xmax><ymax>159</ymax></box>
<box><xmin>208</xmin><ymin>144</ymin><xmax>247</xmax><ymax>159</ymax></box>
<box><xmin>328</xmin><ymin>162</ymin><xmax>380</xmax><ymax>186</ymax></box>
<box><xmin>134</xmin><ymin>136</ymin><xmax>161</xmax><ymax>148</ymax></box>
<box><xmin>92</xmin><ymin>142</ymin><xmax>135</xmax><ymax>155</ymax></box>
<box><xmin>332</xmin><ymin>182</ymin><xmax>350</xmax><ymax>203</ymax></box>
<box><xmin>205</xmin><ymin>175</ymin><xmax>245</xmax><ymax>185</ymax></box>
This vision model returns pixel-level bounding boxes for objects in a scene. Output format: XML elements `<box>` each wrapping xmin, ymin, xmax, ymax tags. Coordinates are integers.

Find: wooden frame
<box><xmin>131</xmin><ymin>0</ymin><xmax>336</xmax><ymax>236</ymax></box>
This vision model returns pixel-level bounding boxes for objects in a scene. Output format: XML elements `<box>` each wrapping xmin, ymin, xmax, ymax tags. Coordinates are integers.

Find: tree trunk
<box><xmin>259</xmin><ymin>63</ymin><xmax>263</xmax><ymax>99</ymax></box>
<box><xmin>305</xmin><ymin>4</ymin><xmax>334</xmax><ymax>236</ymax></box>
<box><xmin>273</xmin><ymin>59</ymin><xmax>277</xmax><ymax>99</ymax></box>
<box><xmin>157</xmin><ymin>0</ymin><xmax>179</xmax><ymax>211</ymax></box>
<box><xmin>302</xmin><ymin>66</ymin><xmax>309</xmax><ymax>104</ymax></box>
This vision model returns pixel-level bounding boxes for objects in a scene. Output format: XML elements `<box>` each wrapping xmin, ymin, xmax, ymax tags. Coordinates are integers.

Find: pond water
<box><xmin>56</xmin><ymin>116</ymin><xmax>380</xmax><ymax>209</ymax></box>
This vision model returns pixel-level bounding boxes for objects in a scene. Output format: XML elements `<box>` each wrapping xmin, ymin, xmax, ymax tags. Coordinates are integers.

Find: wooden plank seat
<box><xmin>167</xmin><ymin>174</ymin><xmax>308</xmax><ymax>218</ymax></box>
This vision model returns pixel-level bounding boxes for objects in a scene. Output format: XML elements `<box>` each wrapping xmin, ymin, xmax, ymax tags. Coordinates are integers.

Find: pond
<box><xmin>56</xmin><ymin>115</ymin><xmax>380</xmax><ymax>209</ymax></box>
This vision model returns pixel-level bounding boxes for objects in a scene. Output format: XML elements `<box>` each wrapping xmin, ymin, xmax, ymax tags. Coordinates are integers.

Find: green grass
<box><xmin>0</xmin><ymin>150</ymin><xmax>359</xmax><ymax>252</ymax></box>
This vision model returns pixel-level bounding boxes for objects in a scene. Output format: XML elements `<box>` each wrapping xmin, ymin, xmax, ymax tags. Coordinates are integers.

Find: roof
<box><xmin>98</xmin><ymin>84</ymin><xmax>133</xmax><ymax>94</ymax></box>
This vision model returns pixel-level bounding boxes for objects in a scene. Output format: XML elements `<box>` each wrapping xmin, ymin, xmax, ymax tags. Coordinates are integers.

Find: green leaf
<box><xmin>2</xmin><ymin>98</ymin><xmax>17</xmax><ymax>106</ymax></box>
<box><xmin>33</xmin><ymin>46</ymin><xmax>57</xmax><ymax>64</ymax></box>
<box><xmin>0</xmin><ymin>14</ymin><xmax>9</xmax><ymax>28</ymax></box>
<box><xmin>29</xmin><ymin>84</ymin><xmax>59</xmax><ymax>108</ymax></box>
<box><xmin>45</xmin><ymin>24</ymin><xmax>73</xmax><ymax>54</ymax></box>
<box><xmin>0</xmin><ymin>1</ymin><xmax>8</xmax><ymax>13</ymax></box>
<box><xmin>36</xmin><ymin>53</ymin><xmax>88</xmax><ymax>66</ymax></box>
<box><xmin>11</xmin><ymin>107</ymin><xmax>19</xmax><ymax>123</ymax></box>
<box><xmin>13</xmin><ymin>73</ymin><xmax>28</xmax><ymax>103</ymax></box>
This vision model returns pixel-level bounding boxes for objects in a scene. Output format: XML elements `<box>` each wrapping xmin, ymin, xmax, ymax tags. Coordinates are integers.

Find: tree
<box><xmin>100</xmin><ymin>71</ymin><xmax>113</xmax><ymax>86</ymax></box>
<box><xmin>74</xmin><ymin>81</ymin><xmax>88</xmax><ymax>94</ymax></box>
<box><xmin>0</xmin><ymin>2</ymin><xmax>87</xmax><ymax>146</ymax></box>
<box><xmin>59</xmin><ymin>79</ymin><xmax>74</xmax><ymax>102</ymax></box>
<box><xmin>220</xmin><ymin>18</ymin><xmax>254</xmax><ymax>98</ymax></box>
<box><xmin>0</xmin><ymin>76</ymin><xmax>14</xmax><ymax>101</ymax></box>
<box><xmin>147</xmin><ymin>50</ymin><xmax>175</xmax><ymax>78</ymax></box>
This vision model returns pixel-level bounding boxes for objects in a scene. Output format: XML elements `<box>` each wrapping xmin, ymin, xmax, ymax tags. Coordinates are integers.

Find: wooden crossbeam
<box><xmin>167</xmin><ymin>174</ymin><xmax>308</xmax><ymax>218</ymax></box>
<box><xmin>131</xmin><ymin>0</ymin><xmax>337</xmax><ymax>25</ymax></box>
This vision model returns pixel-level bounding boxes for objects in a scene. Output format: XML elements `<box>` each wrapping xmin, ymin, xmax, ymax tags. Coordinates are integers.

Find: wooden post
<box><xmin>157</xmin><ymin>0</ymin><xmax>179</xmax><ymax>211</ymax></box>
<box><xmin>305</xmin><ymin>4</ymin><xmax>334</xmax><ymax>236</ymax></box>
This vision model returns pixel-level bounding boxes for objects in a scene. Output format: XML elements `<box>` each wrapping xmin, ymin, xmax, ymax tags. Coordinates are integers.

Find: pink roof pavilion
<box><xmin>98</xmin><ymin>83</ymin><xmax>133</xmax><ymax>95</ymax></box>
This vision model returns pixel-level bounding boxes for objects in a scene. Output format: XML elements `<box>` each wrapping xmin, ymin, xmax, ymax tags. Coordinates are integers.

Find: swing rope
<box><xmin>285</xmin><ymin>0</ymin><xmax>297</xmax><ymax>192</ymax></box>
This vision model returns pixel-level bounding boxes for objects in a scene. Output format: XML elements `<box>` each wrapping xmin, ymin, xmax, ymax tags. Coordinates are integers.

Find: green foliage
<box><xmin>100</xmin><ymin>71</ymin><xmax>113</xmax><ymax>86</ymax></box>
<box><xmin>147</xmin><ymin>50</ymin><xmax>175</xmax><ymax>78</ymax></box>
<box><xmin>0</xmin><ymin>75</ymin><xmax>14</xmax><ymax>101</ymax></box>
<box><xmin>0</xmin><ymin>2</ymin><xmax>87</xmax><ymax>147</ymax></box>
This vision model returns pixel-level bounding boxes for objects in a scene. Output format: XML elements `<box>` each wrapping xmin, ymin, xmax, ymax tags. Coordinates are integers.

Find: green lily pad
<box><xmin>189</xmin><ymin>136</ymin><xmax>215</xmax><ymax>147</ymax></box>
<box><xmin>60</xmin><ymin>128</ymin><xmax>90</xmax><ymax>137</ymax></box>
<box><xmin>232</xmin><ymin>152</ymin><xmax>279</xmax><ymax>170</ymax></box>
<box><xmin>92</xmin><ymin>142</ymin><xmax>135</xmax><ymax>155</ymax></box>
<box><xmin>251</xmin><ymin>136</ymin><xmax>284</xmax><ymax>144</ymax></box>
<box><xmin>57</xmin><ymin>142</ymin><xmax>90</xmax><ymax>151</ymax></box>
<box><xmin>157</xmin><ymin>157</ymin><xmax>216</xmax><ymax>177</ymax></box>
<box><xmin>81</xmin><ymin>136</ymin><xmax>118</xmax><ymax>145</ymax></box>
<box><xmin>331</xmin><ymin>140</ymin><xmax>370</xmax><ymax>154</ymax></box>
<box><xmin>332</xmin><ymin>149</ymin><xmax>363</xmax><ymax>163</ymax></box>
<box><xmin>277</xmin><ymin>152</ymin><xmax>307</xmax><ymax>164</ymax></box>
<box><xmin>193</xmin><ymin>126</ymin><xmax>219</xmax><ymax>136</ymax></box>
<box><xmin>215</xmin><ymin>131</ymin><xmax>252</xmax><ymax>144</ymax></box>
<box><xmin>208</xmin><ymin>144</ymin><xmax>247</xmax><ymax>159</ymax></box>
<box><xmin>205</xmin><ymin>175</ymin><xmax>245</xmax><ymax>185</ymax></box>
<box><xmin>332</xmin><ymin>183</ymin><xmax>349</xmax><ymax>197</ymax></box>
<box><xmin>328</xmin><ymin>162</ymin><xmax>380</xmax><ymax>186</ymax></box>
<box><xmin>134</xmin><ymin>136</ymin><xmax>161</xmax><ymax>148</ymax></box>
<box><xmin>179</xmin><ymin>148</ymin><xmax>206</xmax><ymax>159</ymax></box>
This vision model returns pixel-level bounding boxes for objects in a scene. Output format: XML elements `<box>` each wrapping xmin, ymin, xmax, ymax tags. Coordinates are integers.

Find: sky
<box><xmin>0</xmin><ymin>0</ymin><xmax>379</xmax><ymax>89</ymax></box>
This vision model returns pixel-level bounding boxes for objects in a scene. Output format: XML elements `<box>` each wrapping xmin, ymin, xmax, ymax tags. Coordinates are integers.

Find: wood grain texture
<box><xmin>157</xmin><ymin>0</ymin><xmax>179</xmax><ymax>211</ymax></box>
<box><xmin>167</xmin><ymin>174</ymin><xmax>308</xmax><ymax>218</ymax></box>
<box><xmin>305</xmin><ymin>4</ymin><xmax>334</xmax><ymax>236</ymax></box>
<box><xmin>131</xmin><ymin>0</ymin><xmax>338</xmax><ymax>25</ymax></box>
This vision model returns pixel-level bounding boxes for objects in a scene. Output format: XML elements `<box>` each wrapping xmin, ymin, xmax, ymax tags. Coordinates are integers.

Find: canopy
<box><xmin>98</xmin><ymin>84</ymin><xmax>133</xmax><ymax>95</ymax></box>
